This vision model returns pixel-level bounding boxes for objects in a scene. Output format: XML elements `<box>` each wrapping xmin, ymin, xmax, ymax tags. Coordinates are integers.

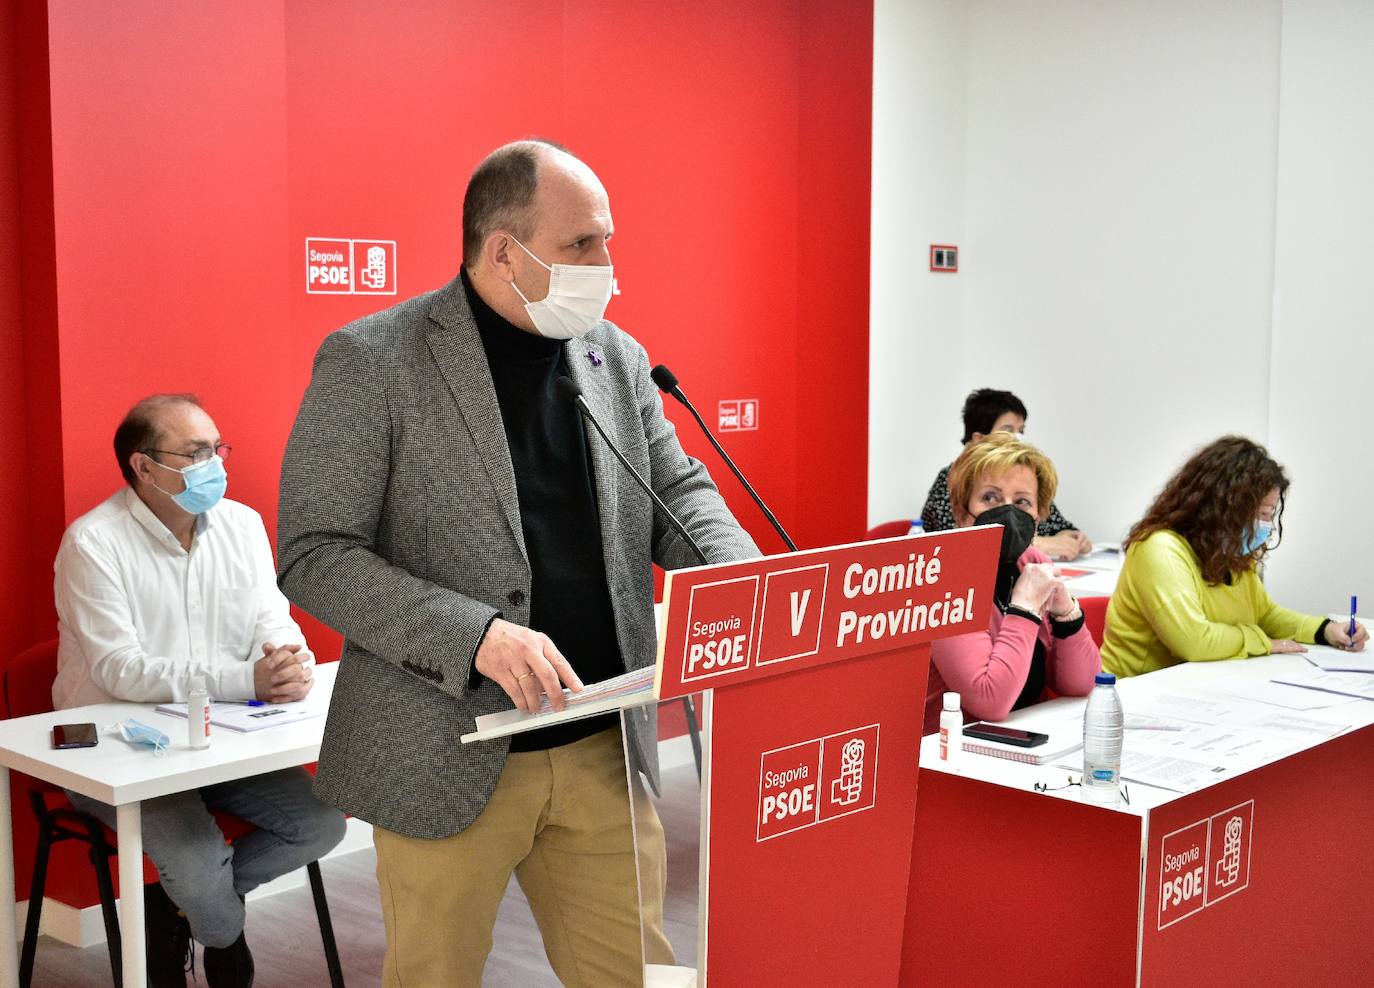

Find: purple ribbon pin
<box><xmin>586</xmin><ymin>348</ymin><xmax>603</xmax><ymax>367</ymax></box>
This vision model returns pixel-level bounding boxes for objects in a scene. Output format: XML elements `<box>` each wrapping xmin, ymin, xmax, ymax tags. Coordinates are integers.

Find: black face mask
<box><xmin>975</xmin><ymin>503</ymin><xmax>1038</xmax><ymax>606</ymax></box>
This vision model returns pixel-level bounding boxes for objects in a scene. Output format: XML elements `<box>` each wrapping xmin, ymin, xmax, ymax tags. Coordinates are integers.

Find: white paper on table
<box><xmin>1271</xmin><ymin>669</ymin><xmax>1374</xmax><ymax>701</ymax></box>
<box><xmin>1301</xmin><ymin>644</ymin><xmax>1374</xmax><ymax>674</ymax></box>
<box><xmin>1124</xmin><ymin>720</ymin><xmax>1302</xmax><ymax>771</ymax></box>
<box><xmin>1124</xmin><ymin>713</ymin><xmax>1188</xmax><ymax>731</ymax></box>
<box><xmin>1062</xmin><ymin>569</ymin><xmax>1119</xmax><ymax>594</ymax></box>
<box><xmin>1053</xmin><ymin>749</ymin><xmax>1233</xmax><ymax>793</ymax></box>
<box><xmin>1129</xmin><ymin>698</ymin><xmax>1349</xmax><ymax>743</ymax></box>
<box><xmin>1139</xmin><ymin>693</ymin><xmax>1257</xmax><ymax>724</ymax></box>
<box><xmin>1117</xmin><ymin>750</ymin><xmax>1234</xmax><ymax>792</ymax></box>
<box><xmin>156</xmin><ymin>698</ymin><xmax>326</xmax><ymax>733</ymax></box>
<box><xmin>1209</xmin><ymin>676</ymin><xmax>1358</xmax><ymax>710</ymax></box>
<box><xmin>1244</xmin><ymin>713</ymin><xmax>1348</xmax><ymax>741</ymax></box>
<box><xmin>1068</xmin><ymin>546</ymin><xmax>1124</xmax><ymax>571</ymax></box>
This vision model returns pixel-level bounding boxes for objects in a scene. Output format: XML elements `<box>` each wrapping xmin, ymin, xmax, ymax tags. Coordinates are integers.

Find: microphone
<box><xmin>555</xmin><ymin>377</ymin><xmax>709</xmax><ymax>566</ymax></box>
<box><xmin>649</xmin><ymin>364</ymin><xmax>798</xmax><ymax>552</ymax></box>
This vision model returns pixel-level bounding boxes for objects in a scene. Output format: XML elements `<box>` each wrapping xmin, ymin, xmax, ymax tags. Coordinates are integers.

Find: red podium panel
<box><xmin>705</xmin><ymin>650</ymin><xmax>928</xmax><ymax>985</ymax></box>
<box><xmin>904</xmin><ymin>722</ymin><xmax>1374</xmax><ymax>986</ymax></box>
<box><xmin>656</xmin><ymin>529</ymin><xmax>999</xmax><ymax>985</ymax></box>
<box><xmin>902</xmin><ymin>770</ymin><xmax>1141</xmax><ymax>985</ymax></box>
<box><xmin>1140</xmin><ymin>727</ymin><xmax>1374</xmax><ymax>984</ymax></box>
<box><xmin>656</xmin><ymin>529</ymin><xmax>1000</xmax><ymax>700</ymax></box>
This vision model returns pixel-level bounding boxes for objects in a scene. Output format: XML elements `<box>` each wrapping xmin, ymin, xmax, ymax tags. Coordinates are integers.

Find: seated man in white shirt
<box><xmin>53</xmin><ymin>393</ymin><xmax>346</xmax><ymax>988</ymax></box>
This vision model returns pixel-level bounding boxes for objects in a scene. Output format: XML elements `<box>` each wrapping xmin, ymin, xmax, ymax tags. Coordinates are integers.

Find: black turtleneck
<box><xmin>462</xmin><ymin>270</ymin><xmax>624</xmax><ymax>751</ymax></box>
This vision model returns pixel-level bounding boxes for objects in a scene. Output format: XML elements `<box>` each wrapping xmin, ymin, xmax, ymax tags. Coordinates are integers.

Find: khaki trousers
<box><xmin>374</xmin><ymin>727</ymin><xmax>673</xmax><ymax>987</ymax></box>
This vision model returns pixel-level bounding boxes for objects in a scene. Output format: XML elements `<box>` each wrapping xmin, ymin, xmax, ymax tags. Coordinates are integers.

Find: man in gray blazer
<box><xmin>277</xmin><ymin>139</ymin><xmax>758</xmax><ymax>987</ymax></box>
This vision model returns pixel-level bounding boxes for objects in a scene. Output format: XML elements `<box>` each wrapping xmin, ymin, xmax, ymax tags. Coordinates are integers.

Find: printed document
<box><xmin>1301</xmin><ymin>644</ymin><xmax>1374</xmax><ymax>674</ymax></box>
<box><xmin>1270</xmin><ymin>669</ymin><xmax>1374</xmax><ymax>701</ymax></box>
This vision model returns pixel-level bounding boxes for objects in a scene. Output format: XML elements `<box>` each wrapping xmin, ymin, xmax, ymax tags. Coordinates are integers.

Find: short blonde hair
<box><xmin>947</xmin><ymin>431</ymin><xmax>1059</xmax><ymax>523</ymax></box>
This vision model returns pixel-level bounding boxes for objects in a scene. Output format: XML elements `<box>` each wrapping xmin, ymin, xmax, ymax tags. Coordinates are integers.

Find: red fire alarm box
<box><xmin>930</xmin><ymin>245</ymin><xmax>958</xmax><ymax>272</ymax></box>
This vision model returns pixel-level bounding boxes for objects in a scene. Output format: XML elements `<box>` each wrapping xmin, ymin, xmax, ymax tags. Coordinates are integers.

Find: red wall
<box><xmin>1</xmin><ymin>4</ymin><xmax>27</xmax><ymax>655</ymax></box>
<box><xmin>9</xmin><ymin>0</ymin><xmax>872</xmax><ymax>913</ymax></box>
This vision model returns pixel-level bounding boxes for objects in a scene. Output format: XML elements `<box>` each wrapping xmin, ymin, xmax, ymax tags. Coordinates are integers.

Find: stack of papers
<box><xmin>464</xmin><ymin>666</ymin><xmax>658</xmax><ymax>743</ymax></box>
<box><xmin>535</xmin><ymin>665</ymin><xmax>657</xmax><ymax>714</ymax></box>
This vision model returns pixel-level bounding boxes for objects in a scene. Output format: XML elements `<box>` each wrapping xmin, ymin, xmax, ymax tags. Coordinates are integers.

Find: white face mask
<box><xmin>508</xmin><ymin>237</ymin><xmax>615</xmax><ymax>340</ymax></box>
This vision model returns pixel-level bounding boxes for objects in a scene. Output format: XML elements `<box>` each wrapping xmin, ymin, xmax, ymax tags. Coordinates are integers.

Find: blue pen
<box><xmin>1350</xmin><ymin>596</ymin><xmax>1358</xmax><ymax>644</ymax></box>
<box><xmin>216</xmin><ymin>699</ymin><xmax>266</xmax><ymax>707</ymax></box>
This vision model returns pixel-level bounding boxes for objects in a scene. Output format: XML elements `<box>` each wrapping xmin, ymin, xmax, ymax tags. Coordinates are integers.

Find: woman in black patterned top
<box><xmin>920</xmin><ymin>389</ymin><xmax>1092</xmax><ymax>560</ymax></box>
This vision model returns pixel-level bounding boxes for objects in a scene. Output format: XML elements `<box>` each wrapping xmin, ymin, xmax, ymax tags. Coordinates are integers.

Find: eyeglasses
<box><xmin>1034</xmin><ymin>774</ymin><xmax>1131</xmax><ymax>806</ymax></box>
<box><xmin>142</xmin><ymin>443</ymin><xmax>232</xmax><ymax>465</ymax></box>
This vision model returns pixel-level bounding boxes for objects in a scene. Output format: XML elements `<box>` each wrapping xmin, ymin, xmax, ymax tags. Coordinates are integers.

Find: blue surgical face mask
<box><xmin>149</xmin><ymin>455</ymin><xmax>227</xmax><ymax>514</ymax></box>
<box><xmin>1243</xmin><ymin>519</ymin><xmax>1273</xmax><ymax>556</ymax></box>
<box><xmin>109</xmin><ymin>718</ymin><xmax>171</xmax><ymax>755</ymax></box>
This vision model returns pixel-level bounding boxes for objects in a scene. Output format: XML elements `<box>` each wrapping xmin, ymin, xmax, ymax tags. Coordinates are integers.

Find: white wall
<box><xmin>1265</xmin><ymin>0</ymin><xmax>1374</xmax><ymax>613</ymax></box>
<box><xmin>871</xmin><ymin>0</ymin><xmax>1371</xmax><ymax>613</ymax></box>
<box><xmin>960</xmin><ymin>0</ymin><xmax>1281</xmax><ymax>541</ymax></box>
<box><xmin>868</xmin><ymin>0</ymin><xmax>968</xmax><ymax>527</ymax></box>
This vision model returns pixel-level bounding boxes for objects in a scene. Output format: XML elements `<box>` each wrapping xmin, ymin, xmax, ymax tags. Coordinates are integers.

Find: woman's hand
<box><xmin>1269</xmin><ymin>638</ymin><xmax>1308</xmax><ymax>655</ymax></box>
<box><xmin>1033</xmin><ymin>531</ymin><xmax>1089</xmax><ymax>561</ymax></box>
<box><xmin>1045</xmin><ymin>581</ymin><xmax>1081</xmax><ymax>622</ymax></box>
<box><xmin>1009</xmin><ymin>563</ymin><xmax>1061</xmax><ymax>616</ymax></box>
<box><xmin>1323</xmin><ymin>620</ymin><xmax>1369</xmax><ymax>652</ymax></box>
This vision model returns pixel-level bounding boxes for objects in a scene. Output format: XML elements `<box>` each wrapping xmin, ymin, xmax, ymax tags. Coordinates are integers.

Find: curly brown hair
<box><xmin>1125</xmin><ymin>435</ymin><xmax>1288</xmax><ymax>585</ymax></box>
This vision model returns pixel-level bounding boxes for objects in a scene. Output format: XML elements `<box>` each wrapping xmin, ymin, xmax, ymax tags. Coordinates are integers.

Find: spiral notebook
<box><xmin>962</xmin><ymin>723</ymin><xmax>1083</xmax><ymax>766</ymax></box>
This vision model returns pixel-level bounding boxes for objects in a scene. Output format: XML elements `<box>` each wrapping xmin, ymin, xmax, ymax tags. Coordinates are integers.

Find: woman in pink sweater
<box><xmin>924</xmin><ymin>433</ymin><xmax>1101</xmax><ymax>734</ymax></box>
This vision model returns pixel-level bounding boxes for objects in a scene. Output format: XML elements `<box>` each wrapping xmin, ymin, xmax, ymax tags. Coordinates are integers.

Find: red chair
<box><xmin>3</xmin><ymin>640</ymin><xmax>345</xmax><ymax>988</ymax></box>
<box><xmin>1080</xmin><ymin>595</ymin><xmax>1110</xmax><ymax>647</ymax></box>
<box><xmin>866</xmin><ymin>519</ymin><xmax>916</xmax><ymax>540</ymax></box>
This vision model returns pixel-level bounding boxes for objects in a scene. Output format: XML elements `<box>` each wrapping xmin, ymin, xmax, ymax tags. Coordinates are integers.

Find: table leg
<box><xmin>115</xmin><ymin>803</ymin><xmax>144</xmax><ymax>988</ymax></box>
<box><xmin>0</xmin><ymin>768</ymin><xmax>18</xmax><ymax>987</ymax></box>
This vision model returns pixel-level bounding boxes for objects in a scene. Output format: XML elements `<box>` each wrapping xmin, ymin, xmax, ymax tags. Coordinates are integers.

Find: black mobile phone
<box><xmin>962</xmin><ymin>722</ymin><xmax>1049</xmax><ymax>748</ymax></box>
<box><xmin>52</xmin><ymin>723</ymin><xmax>99</xmax><ymax>750</ymax></box>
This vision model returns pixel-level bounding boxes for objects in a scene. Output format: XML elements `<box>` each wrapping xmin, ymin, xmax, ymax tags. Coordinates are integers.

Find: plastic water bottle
<box><xmin>1082</xmin><ymin>672</ymin><xmax>1123</xmax><ymax>803</ymax></box>
<box><xmin>939</xmin><ymin>692</ymin><xmax>962</xmax><ymax>766</ymax></box>
<box><xmin>909</xmin><ymin>518</ymin><xmax>925</xmax><ymax>536</ymax></box>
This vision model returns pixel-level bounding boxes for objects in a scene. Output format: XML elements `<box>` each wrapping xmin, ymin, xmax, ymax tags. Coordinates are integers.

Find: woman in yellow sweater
<box><xmin>1101</xmin><ymin>436</ymin><xmax>1367</xmax><ymax>677</ymax></box>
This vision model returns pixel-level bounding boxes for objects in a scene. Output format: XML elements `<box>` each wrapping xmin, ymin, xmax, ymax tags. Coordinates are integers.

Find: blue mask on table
<box><xmin>151</xmin><ymin>455</ymin><xmax>227</xmax><ymax>515</ymax></box>
<box><xmin>1242</xmin><ymin>520</ymin><xmax>1273</xmax><ymax>556</ymax></box>
<box><xmin>110</xmin><ymin>719</ymin><xmax>170</xmax><ymax>755</ymax></box>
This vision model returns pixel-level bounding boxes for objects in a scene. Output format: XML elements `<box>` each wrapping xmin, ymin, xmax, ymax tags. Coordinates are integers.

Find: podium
<box><xmin>465</xmin><ymin>527</ymin><xmax>998</xmax><ymax>986</ymax></box>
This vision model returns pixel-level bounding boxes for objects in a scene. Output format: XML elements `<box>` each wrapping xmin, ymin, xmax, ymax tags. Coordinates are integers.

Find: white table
<box><xmin>0</xmin><ymin>662</ymin><xmax>336</xmax><ymax>988</ymax></box>
<box><xmin>1059</xmin><ymin>544</ymin><xmax>1124</xmax><ymax>597</ymax></box>
<box><xmin>921</xmin><ymin>652</ymin><xmax>1374</xmax><ymax>798</ymax></box>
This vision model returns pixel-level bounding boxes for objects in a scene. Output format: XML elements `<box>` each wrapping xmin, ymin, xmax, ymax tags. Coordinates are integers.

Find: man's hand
<box><xmin>1323</xmin><ymin>620</ymin><xmax>1369</xmax><ymax>652</ymax></box>
<box><xmin>1269</xmin><ymin>638</ymin><xmax>1308</xmax><ymax>655</ymax></box>
<box><xmin>254</xmin><ymin>642</ymin><xmax>314</xmax><ymax>703</ymax></box>
<box><xmin>475</xmin><ymin>618</ymin><xmax>584</xmax><ymax>713</ymax></box>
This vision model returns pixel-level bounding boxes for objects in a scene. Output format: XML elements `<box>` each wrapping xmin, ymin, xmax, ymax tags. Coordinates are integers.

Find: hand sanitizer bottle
<box><xmin>188</xmin><ymin>676</ymin><xmax>211</xmax><ymax>750</ymax></box>
<box><xmin>939</xmin><ymin>692</ymin><xmax>962</xmax><ymax>765</ymax></box>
